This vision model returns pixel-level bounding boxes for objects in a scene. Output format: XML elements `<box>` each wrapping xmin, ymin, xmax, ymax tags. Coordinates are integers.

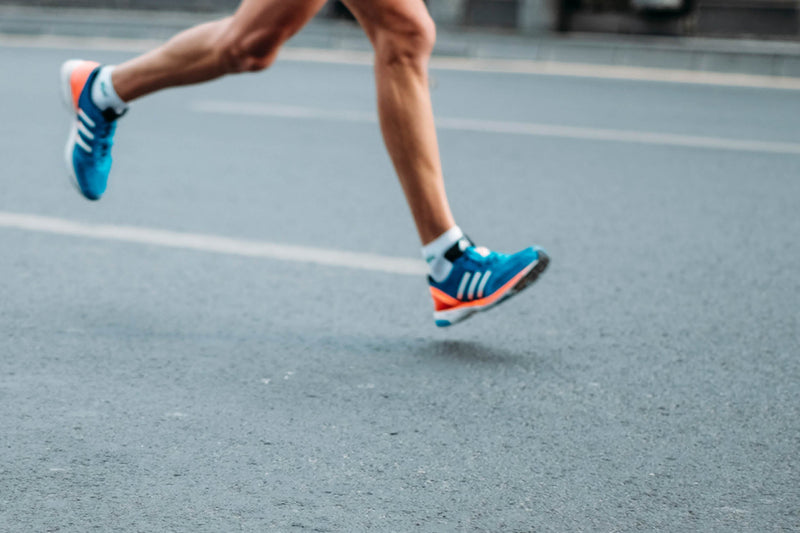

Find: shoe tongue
<box><xmin>444</xmin><ymin>236</ymin><xmax>474</xmax><ymax>262</ymax></box>
<box><xmin>472</xmin><ymin>246</ymin><xmax>491</xmax><ymax>258</ymax></box>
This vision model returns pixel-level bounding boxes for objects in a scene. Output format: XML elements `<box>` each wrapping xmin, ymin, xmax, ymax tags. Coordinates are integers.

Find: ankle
<box><xmin>90</xmin><ymin>66</ymin><xmax>129</xmax><ymax>115</ymax></box>
<box><xmin>422</xmin><ymin>226</ymin><xmax>471</xmax><ymax>282</ymax></box>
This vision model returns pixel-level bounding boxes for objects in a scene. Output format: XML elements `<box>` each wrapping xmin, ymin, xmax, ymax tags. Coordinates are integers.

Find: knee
<box><xmin>373</xmin><ymin>10</ymin><xmax>436</xmax><ymax>70</ymax></box>
<box><xmin>216</xmin><ymin>25</ymin><xmax>288</xmax><ymax>73</ymax></box>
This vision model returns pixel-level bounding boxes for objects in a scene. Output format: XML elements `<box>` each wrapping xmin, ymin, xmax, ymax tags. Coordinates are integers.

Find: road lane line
<box><xmin>2</xmin><ymin>33</ymin><xmax>800</xmax><ymax>90</ymax></box>
<box><xmin>0</xmin><ymin>33</ymin><xmax>162</xmax><ymax>53</ymax></box>
<box><xmin>0</xmin><ymin>211</ymin><xmax>427</xmax><ymax>276</ymax></box>
<box><xmin>191</xmin><ymin>100</ymin><xmax>800</xmax><ymax>156</ymax></box>
<box><xmin>427</xmin><ymin>55</ymin><xmax>800</xmax><ymax>91</ymax></box>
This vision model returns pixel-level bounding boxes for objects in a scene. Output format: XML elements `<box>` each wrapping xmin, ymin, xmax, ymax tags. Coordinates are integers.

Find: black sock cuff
<box><xmin>444</xmin><ymin>235</ymin><xmax>474</xmax><ymax>262</ymax></box>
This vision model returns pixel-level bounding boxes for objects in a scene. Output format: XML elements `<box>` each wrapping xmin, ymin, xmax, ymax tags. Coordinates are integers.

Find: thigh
<box><xmin>340</xmin><ymin>0</ymin><xmax>432</xmax><ymax>41</ymax></box>
<box><xmin>228</xmin><ymin>0</ymin><xmax>328</xmax><ymax>41</ymax></box>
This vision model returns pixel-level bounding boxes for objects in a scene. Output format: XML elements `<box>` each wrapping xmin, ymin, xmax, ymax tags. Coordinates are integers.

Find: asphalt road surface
<box><xmin>1</xmin><ymin>41</ymin><xmax>798</xmax><ymax>532</ymax></box>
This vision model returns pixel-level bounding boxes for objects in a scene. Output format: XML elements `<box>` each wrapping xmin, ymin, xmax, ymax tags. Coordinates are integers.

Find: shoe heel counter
<box><xmin>430</xmin><ymin>286</ymin><xmax>460</xmax><ymax>311</ymax></box>
<box><xmin>66</xmin><ymin>60</ymin><xmax>100</xmax><ymax>110</ymax></box>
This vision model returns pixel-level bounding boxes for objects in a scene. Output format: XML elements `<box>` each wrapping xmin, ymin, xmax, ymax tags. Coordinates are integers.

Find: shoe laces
<box><xmin>463</xmin><ymin>246</ymin><xmax>501</xmax><ymax>267</ymax></box>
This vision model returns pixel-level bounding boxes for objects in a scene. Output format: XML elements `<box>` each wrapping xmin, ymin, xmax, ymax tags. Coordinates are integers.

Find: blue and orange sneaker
<box><xmin>60</xmin><ymin>60</ymin><xmax>124</xmax><ymax>200</ymax></box>
<box><xmin>429</xmin><ymin>237</ymin><xmax>549</xmax><ymax>327</ymax></box>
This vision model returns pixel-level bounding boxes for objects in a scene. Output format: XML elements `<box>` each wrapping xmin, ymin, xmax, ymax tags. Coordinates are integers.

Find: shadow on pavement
<box><xmin>416</xmin><ymin>339</ymin><xmax>531</xmax><ymax>367</ymax></box>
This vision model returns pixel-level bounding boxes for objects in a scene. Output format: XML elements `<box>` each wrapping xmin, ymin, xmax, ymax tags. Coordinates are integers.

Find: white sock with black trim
<box><xmin>90</xmin><ymin>66</ymin><xmax>128</xmax><ymax>115</ymax></box>
<box><xmin>422</xmin><ymin>226</ymin><xmax>465</xmax><ymax>283</ymax></box>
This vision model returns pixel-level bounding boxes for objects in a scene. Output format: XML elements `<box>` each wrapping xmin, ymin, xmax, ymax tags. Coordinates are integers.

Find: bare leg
<box><xmin>343</xmin><ymin>0</ymin><xmax>456</xmax><ymax>245</ymax></box>
<box><xmin>107</xmin><ymin>0</ymin><xmax>454</xmax><ymax>245</ymax></box>
<box><xmin>110</xmin><ymin>0</ymin><xmax>327</xmax><ymax>103</ymax></box>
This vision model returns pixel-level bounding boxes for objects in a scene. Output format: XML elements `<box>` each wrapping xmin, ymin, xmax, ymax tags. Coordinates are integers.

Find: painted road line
<box><xmin>427</xmin><ymin>56</ymin><xmax>800</xmax><ymax>91</ymax></box>
<box><xmin>2</xmin><ymin>33</ymin><xmax>800</xmax><ymax>91</ymax></box>
<box><xmin>191</xmin><ymin>100</ymin><xmax>800</xmax><ymax>156</ymax></box>
<box><xmin>287</xmin><ymin>47</ymin><xmax>800</xmax><ymax>92</ymax></box>
<box><xmin>0</xmin><ymin>211</ymin><xmax>427</xmax><ymax>276</ymax></box>
<box><xmin>0</xmin><ymin>33</ymin><xmax>162</xmax><ymax>53</ymax></box>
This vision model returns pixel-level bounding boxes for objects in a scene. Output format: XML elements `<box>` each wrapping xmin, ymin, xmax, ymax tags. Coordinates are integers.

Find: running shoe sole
<box><xmin>60</xmin><ymin>59</ymin><xmax>90</xmax><ymax>196</ymax></box>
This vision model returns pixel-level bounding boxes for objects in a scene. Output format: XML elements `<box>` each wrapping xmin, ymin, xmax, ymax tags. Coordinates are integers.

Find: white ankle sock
<box><xmin>90</xmin><ymin>66</ymin><xmax>128</xmax><ymax>115</ymax></box>
<box><xmin>422</xmin><ymin>226</ymin><xmax>465</xmax><ymax>283</ymax></box>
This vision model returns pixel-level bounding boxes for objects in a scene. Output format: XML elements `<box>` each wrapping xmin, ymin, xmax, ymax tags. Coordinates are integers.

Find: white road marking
<box><xmin>192</xmin><ymin>100</ymin><xmax>800</xmax><ymax>156</ymax></box>
<box><xmin>284</xmin><ymin>47</ymin><xmax>800</xmax><ymax>91</ymax></box>
<box><xmin>2</xmin><ymin>33</ymin><xmax>800</xmax><ymax>90</ymax></box>
<box><xmin>0</xmin><ymin>33</ymin><xmax>163</xmax><ymax>53</ymax></box>
<box><xmin>0</xmin><ymin>211</ymin><xmax>427</xmax><ymax>276</ymax></box>
<box><xmin>427</xmin><ymin>55</ymin><xmax>800</xmax><ymax>91</ymax></box>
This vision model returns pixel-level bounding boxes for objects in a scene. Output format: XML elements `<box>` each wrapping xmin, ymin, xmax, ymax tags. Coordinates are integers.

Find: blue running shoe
<box><xmin>60</xmin><ymin>60</ymin><xmax>124</xmax><ymax>201</ymax></box>
<box><xmin>429</xmin><ymin>236</ymin><xmax>549</xmax><ymax>327</ymax></box>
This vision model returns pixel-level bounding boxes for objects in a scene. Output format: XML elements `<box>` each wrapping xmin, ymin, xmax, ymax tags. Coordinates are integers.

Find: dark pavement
<box><xmin>0</xmin><ymin>42</ymin><xmax>798</xmax><ymax>532</ymax></box>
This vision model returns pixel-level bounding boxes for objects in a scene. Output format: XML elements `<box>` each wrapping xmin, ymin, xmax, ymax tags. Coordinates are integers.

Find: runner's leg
<box><xmin>341</xmin><ymin>0</ymin><xmax>456</xmax><ymax>245</ymax></box>
<box><xmin>61</xmin><ymin>0</ymin><xmax>549</xmax><ymax>326</ymax></box>
<box><xmin>61</xmin><ymin>0</ymin><xmax>325</xmax><ymax>200</ymax></box>
<box><xmin>342</xmin><ymin>0</ymin><xmax>549</xmax><ymax>327</ymax></box>
<box><xmin>111</xmin><ymin>0</ymin><xmax>328</xmax><ymax>103</ymax></box>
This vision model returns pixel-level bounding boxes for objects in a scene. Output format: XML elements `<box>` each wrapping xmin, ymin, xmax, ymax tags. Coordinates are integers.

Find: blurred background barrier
<box><xmin>0</xmin><ymin>0</ymin><xmax>797</xmax><ymax>38</ymax></box>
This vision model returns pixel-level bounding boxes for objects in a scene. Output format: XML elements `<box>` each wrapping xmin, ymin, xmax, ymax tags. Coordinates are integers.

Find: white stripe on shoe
<box><xmin>74</xmin><ymin>130</ymin><xmax>92</xmax><ymax>153</ymax></box>
<box><xmin>477</xmin><ymin>270</ymin><xmax>492</xmax><ymax>298</ymax></box>
<box><xmin>456</xmin><ymin>272</ymin><xmax>471</xmax><ymax>300</ymax></box>
<box><xmin>77</xmin><ymin>121</ymin><xmax>94</xmax><ymax>140</ymax></box>
<box><xmin>78</xmin><ymin>108</ymin><xmax>95</xmax><ymax>128</ymax></box>
<box><xmin>467</xmin><ymin>271</ymin><xmax>482</xmax><ymax>300</ymax></box>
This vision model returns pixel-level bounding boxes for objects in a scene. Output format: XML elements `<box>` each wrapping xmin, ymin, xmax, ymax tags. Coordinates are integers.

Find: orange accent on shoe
<box><xmin>69</xmin><ymin>61</ymin><xmax>100</xmax><ymax>110</ymax></box>
<box><xmin>429</xmin><ymin>264</ymin><xmax>534</xmax><ymax>311</ymax></box>
<box><xmin>430</xmin><ymin>286</ymin><xmax>461</xmax><ymax>311</ymax></box>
